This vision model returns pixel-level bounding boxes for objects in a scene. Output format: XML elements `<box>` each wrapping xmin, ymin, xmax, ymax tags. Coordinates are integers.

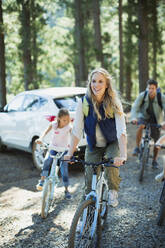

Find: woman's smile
<box><xmin>91</xmin><ymin>72</ymin><xmax>107</xmax><ymax>102</ymax></box>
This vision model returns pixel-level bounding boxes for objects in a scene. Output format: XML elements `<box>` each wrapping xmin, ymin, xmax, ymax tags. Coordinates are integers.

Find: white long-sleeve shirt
<box><xmin>73</xmin><ymin>99</ymin><xmax>127</xmax><ymax>147</ymax></box>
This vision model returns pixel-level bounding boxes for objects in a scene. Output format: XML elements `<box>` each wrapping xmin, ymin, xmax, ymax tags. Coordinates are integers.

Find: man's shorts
<box><xmin>138</xmin><ymin>118</ymin><xmax>161</xmax><ymax>143</ymax></box>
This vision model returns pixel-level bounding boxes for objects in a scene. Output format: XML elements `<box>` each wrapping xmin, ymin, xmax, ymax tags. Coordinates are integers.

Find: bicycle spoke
<box><xmin>76</xmin><ymin>203</ymin><xmax>95</xmax><ymax>247</ymax></box>
<box><xmin>41</xmin><ymin>180</ymin><xmax>53</xmax><ymax>218</ymax></box>
<box><xmin>68</xmin><ymin>199</ymin><xmax>99</xmax><ymax>248</ymax></box>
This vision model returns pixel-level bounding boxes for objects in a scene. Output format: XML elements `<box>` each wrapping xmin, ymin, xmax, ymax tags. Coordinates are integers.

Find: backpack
<box><xmin>141</xmin><ymin>87</ymin><xmax>163</xmax><ymax>110</ymax></box>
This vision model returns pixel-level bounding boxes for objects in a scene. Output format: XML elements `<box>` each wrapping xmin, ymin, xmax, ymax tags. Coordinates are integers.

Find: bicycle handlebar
<box><xmin>64</xmin><ymin>156</ymin><xmax>124</xmax><ymax>168</ymax></box>
<box><xmin>131</xmin><ymin>121</ymin><xmax>161</xmax><ymax>128</ymax></box>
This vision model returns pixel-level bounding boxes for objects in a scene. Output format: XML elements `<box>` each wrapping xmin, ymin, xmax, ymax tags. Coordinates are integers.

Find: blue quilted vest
<box><xmin>83</xmin><ymin>96</ymin><xmax>117</xmax><ymax>151</ymax></box>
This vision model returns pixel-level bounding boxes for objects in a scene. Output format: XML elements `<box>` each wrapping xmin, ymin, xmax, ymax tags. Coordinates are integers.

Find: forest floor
<box><xmin>0</xmin><ymin>123</ymin><xmax>165</xmax><ymax>248</ymax></box>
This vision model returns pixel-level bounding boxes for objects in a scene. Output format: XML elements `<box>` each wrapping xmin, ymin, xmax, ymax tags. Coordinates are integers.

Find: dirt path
<box><xmin>0</xmin><ymin>124</ymin><xmax>165</xmax><ymax>248</ymax></box>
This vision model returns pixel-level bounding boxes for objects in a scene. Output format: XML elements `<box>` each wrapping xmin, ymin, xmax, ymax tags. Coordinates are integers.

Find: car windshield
<box><xmin>53</xmin><ymin>94</ymin><xmax>84</xmax><ymax>111</ymax></box>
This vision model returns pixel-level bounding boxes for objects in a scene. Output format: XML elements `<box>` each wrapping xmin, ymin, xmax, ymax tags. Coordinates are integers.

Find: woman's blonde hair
<box><xmin>87</xmin><ymin>68</ymin><xmax>123</xmax><ymax>120</ymax></box>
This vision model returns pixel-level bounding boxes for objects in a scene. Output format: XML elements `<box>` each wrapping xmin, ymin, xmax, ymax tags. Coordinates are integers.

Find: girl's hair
<box><xmin>87</xmin><ymin>68</ymin><xmax>123</xmax><ymax>120</ymax></box>
<box><xmin>57</xmin><ymin>108</ymin><xmax>70</xmax><ymax>125</ymax></box>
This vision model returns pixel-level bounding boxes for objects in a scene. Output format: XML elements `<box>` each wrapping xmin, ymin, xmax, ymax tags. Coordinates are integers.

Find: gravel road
<box><xmin>0</xmin><ymin>123</ymin><xmax>165</xmax><ymax>248</ymax></box>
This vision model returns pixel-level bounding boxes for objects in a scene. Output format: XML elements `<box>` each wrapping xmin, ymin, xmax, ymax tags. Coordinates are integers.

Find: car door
<box><xmin>15</xmin><ymin>94</ymin><xmax>42</xmax><ymax>148</ymax></box>
<box><xmin>0</xmin><ymin>94</ymin><xmax>25</xmax><ymax>145</ymax></box>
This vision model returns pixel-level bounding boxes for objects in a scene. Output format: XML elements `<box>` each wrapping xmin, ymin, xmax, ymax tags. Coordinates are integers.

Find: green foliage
<box><xmin>1</xmin><ymin>0</ymin><xmax>165</xmax><ymax>100</ymax></box>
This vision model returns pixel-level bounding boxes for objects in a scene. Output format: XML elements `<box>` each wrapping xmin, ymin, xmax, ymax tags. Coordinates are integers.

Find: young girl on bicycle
<box><xmin>36</xmin><ymin>108</ymin><xmax>72</xmax><ymax>199</ymax></box>
<box><xmin>64</xmin><ymin>68</ymin><xmax>127</xmax><ymax>207</ymax></box>
<box><xmin>155</xmin><ymin>134</ymin><xmax>165</xmax><ymax>182</ymax></box>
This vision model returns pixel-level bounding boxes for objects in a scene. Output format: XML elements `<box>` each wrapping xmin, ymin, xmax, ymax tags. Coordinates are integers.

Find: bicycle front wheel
<box><xmin>100</xmin><ymin>183</ymin><xmax>108</xmax><ymax>228</ymax></box>
<box><xmin>139</xmin><ymin>142</ymin><xmax>149</xmax><ymax>182</ymax></box>
<box><xmin>41</xmin><ymin>180</ymin><xmax>53</xmax><ymax>218</ymax></box>
<box><xmin>68</xmin><ymin>199</ymin><xmax>101</xmax><ymax>248</ymax></box>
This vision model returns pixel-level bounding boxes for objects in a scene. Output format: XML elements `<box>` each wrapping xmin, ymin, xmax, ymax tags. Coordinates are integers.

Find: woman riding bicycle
<box><xmin>64</xmin><ymin>68</ymin><xmax>127</xmax><ymax>207</ymax></box>
<box><xmin>36</xmin><ymin>108</ymin><xmax>72</xmax><ymax>199</ymax></box>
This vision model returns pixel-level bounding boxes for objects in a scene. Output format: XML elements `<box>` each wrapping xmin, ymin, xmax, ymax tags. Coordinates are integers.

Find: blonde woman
<box><xmin>65</xmin><ymin>68</ymin><xmax>127</xmax><ymax>207</ymax></box>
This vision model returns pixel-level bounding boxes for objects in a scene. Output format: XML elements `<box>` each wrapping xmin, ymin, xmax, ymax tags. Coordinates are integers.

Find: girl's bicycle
<box><xmin>155</xmin><ymin>145</ymin><xmax>165</xmax><ymax>226</ymax></box>
<box><xmin>40</xmin><ymin>143</ymin><xmax>66</xmax><ymax>219</ymax></box>
<box><xmin>137</xmin><ymin>123</ymin><xmax>161</xmax><ymax>182</ymax></box>
<box><xmin>68</xmin><ymin>157</ymin><xmax>118</xmax><ymax>248</ymax></box>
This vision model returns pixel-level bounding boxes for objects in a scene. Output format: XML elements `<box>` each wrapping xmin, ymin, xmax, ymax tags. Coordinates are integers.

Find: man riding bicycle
<box><xmin>130</xmin><ymin>79</ymin><xmax>165</xmax><ymax>169</ymax></box>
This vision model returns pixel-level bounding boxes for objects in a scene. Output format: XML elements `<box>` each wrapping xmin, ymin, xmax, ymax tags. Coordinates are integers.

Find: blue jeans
<box><xmin>41</xmin><ymin>150</ymin><xmax>69</xmax><ymax>187</ymax></box>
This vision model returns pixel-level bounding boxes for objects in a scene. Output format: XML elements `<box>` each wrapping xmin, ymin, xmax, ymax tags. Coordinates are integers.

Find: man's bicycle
<box><xmin>40</xmin><ymin>143</ymin><xmax>66</xmax><ymax>219</ymax></box>
<box><xmin>138</xmin><ymin>123</ymin><xmax>161</xmax><ymax>182</ymax></box>
<box><xmin>68</xmin><ymin>157</ymin><xmax>118</xmax><ymax>248</ymax></box>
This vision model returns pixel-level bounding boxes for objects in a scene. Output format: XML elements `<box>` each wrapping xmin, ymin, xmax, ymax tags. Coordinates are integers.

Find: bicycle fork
<box><xmin>81</xmin><ymin>172</ymin><xmax>101</xmax><ymax>238</ymax></box>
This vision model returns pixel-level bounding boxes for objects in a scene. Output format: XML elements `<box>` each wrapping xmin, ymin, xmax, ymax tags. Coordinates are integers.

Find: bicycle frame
<box><xmin>140</xmin><ymin>124</ymin><xmax>151</xmax><ymax>148</ymax></box>
<box><xmin>81</xmin><ymin>167</ymin><xmax>101</xmax><ymax>237</ymax></box>
<box><xmin>41</xmin><ymin>144</ymin><xmax>66</xmax><ymax>218</ymax></box>
<box><xmin>68</xmin><ymin>158</ymin><xmax>119</xmax><ymax>248</ymax></box>
<box><xmin>46</xmin><ymin>149</ymin><xmax>66</xmax><ymax>182</ymax></box>
<box><xmin>43</xmin><ymin>155</ymin><xmax>59</xmax><ymax>200</ymax></box>
<box><xmin>80</xmin><ymin>163</ymin><xmax>113</xmax><ymax>238</ymax></box>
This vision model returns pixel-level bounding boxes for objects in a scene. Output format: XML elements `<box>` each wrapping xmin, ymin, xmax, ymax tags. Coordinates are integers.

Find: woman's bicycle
<box><xmin>155</xmin><ymin>145</ymin><xmax>165</xmax><ymax>226</ymax></box>
<box><xmin>39</xmin><ymin>143</ymin><xmax>66</xmax><ymax>219</ymax></box>
<box><xmin>138</xmin><ymin>123</ymin><xmax>161</xmax><ymax>182</ymax></box>
<box><xmin>68</xmin><ymin>157</ymin><xmax>118</xmax><ymax>248</ymax></box>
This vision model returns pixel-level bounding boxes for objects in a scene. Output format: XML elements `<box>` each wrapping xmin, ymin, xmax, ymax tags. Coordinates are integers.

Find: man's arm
<box><xmin>130</xmin><ymin>92</ymin><xmax>145</xmax><ymax>122</ymax></box>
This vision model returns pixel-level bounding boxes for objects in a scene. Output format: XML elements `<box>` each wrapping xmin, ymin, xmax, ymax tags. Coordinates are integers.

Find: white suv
<box><xmin>0</xmin><ymin>87</ymin><xmax>86</xmax><ymax>170</ymax></box>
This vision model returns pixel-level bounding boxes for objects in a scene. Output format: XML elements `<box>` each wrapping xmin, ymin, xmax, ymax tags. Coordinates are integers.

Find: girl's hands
<box><xmin>114</xmin><ymin>157</ymin><xmax>126</xmax><ymax>166</ymax></box>
<box><xmin>35</xmin><ymin>138</ymin><xmax>43</xmax><ymax>145</ymax></box>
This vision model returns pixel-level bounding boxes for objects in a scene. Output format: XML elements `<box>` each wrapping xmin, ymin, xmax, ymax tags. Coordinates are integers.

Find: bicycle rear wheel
<box><xmin>100</xmin><ymin>183</ymin><xmax>108</xmax><ymax>228</ymax></box>
<box><xmin>68</xmin><ymin>198</ymin><xmax>101</xmax><ymax>248</ymax></box>
<box><xmin>157</xmin><ymin>203</ymin><xmax>165</xmax><ymax>226</ymax></box>
<box><xmin>41</xmin><ymin>180</ymin><xmax>53</xmax><ymax>218</ymax></box>
<box><xmin>139</xmin><ymin>142</ymin><xmax>149</xmax><ymax>182</ymax></box>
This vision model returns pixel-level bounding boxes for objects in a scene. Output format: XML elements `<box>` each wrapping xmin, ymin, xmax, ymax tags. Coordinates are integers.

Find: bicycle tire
<box><xmin>41</xmin><ymin>180</ymin><xmax>53</xmax><ymax>218</ymax></box>
<box><xmin>68</xmin><ymin>198</ymin><xmax>101</xmax><ymax>248</ymax></box>
<box><xmin>139</xmin><ymin>142</ymin><xmax>149</xmax><ymax>182</ymax></box>
<box><xmin>157</xmin><ymin>203</ymin><xmax>165</xmax><ymax>226</ymax></box>
<box><xmin>100</xmin><ymin>183</ymin><xmax>108</xmax><ymax>228</ymax></box>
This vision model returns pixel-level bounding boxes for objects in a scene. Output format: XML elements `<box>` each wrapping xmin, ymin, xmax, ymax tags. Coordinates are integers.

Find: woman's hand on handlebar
<box><xmin>114</xmin><ymin>157</ymin><xmax>126</xmax><ymax>166</ymax></box>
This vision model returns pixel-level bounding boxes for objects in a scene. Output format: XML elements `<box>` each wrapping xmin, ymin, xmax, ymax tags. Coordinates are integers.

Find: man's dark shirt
<box><xmin>146</xmin><ymin>97</ymin><xmax>157</xmax><ymax>123</ymax></box>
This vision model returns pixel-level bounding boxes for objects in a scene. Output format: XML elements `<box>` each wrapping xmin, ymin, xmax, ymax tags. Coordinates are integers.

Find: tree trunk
<box><xmin>92</xmin><ymin>0</ymin><xmax>104</xmax><ymax>67</ymax></box>
<box><xmin>31</xmin><ymin>0</ymin><xmax>38</xmax><ymax>89</ymax></box>
<box><xmin>125</xmin><ymin>65</ymin><xmax>132</xmax><ymax>102</ymax></box>
<box><xmin>20</xmin><ymin>0</ymin><xmax>33</xmax><ymax>90</ymax></box>
<box><xmin>138</xmin><ymin>0</ymin><xmax>149</xmax><ymax>92</ymax></box>
<box><xmin>124</xmin><ymin>0</ymin><xmax>135</xmax><ymax>102</ymax></box>
<box><xmin>0</xmin><ymin>0</ymin><xmax>6</xmax><ymax>110</ymax></box>
<box><xmin>74</xmin><ymin>0</ymin><xmax>87</xmax><ymax>87</ymax></box>
<box><xmin>119</xmin><ymin>0</ymin><xmax>124</xmax><ymax>94</ymax></box>
<box><xmin>152</xmin><ymin>0</ymin><xmax>157</xmax><ymax>79</ymax></box>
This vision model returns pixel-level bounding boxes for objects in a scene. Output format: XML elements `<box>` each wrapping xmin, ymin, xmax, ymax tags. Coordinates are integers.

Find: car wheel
<box><xmin>0</xmin><ymin>137</ymin><xmax>7</xmax><ymax>152</ymax></box>
<box><xmin>32</xmin><ymin>140</ymin><xmax>47</xmax><ymax>171</ymax></box>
